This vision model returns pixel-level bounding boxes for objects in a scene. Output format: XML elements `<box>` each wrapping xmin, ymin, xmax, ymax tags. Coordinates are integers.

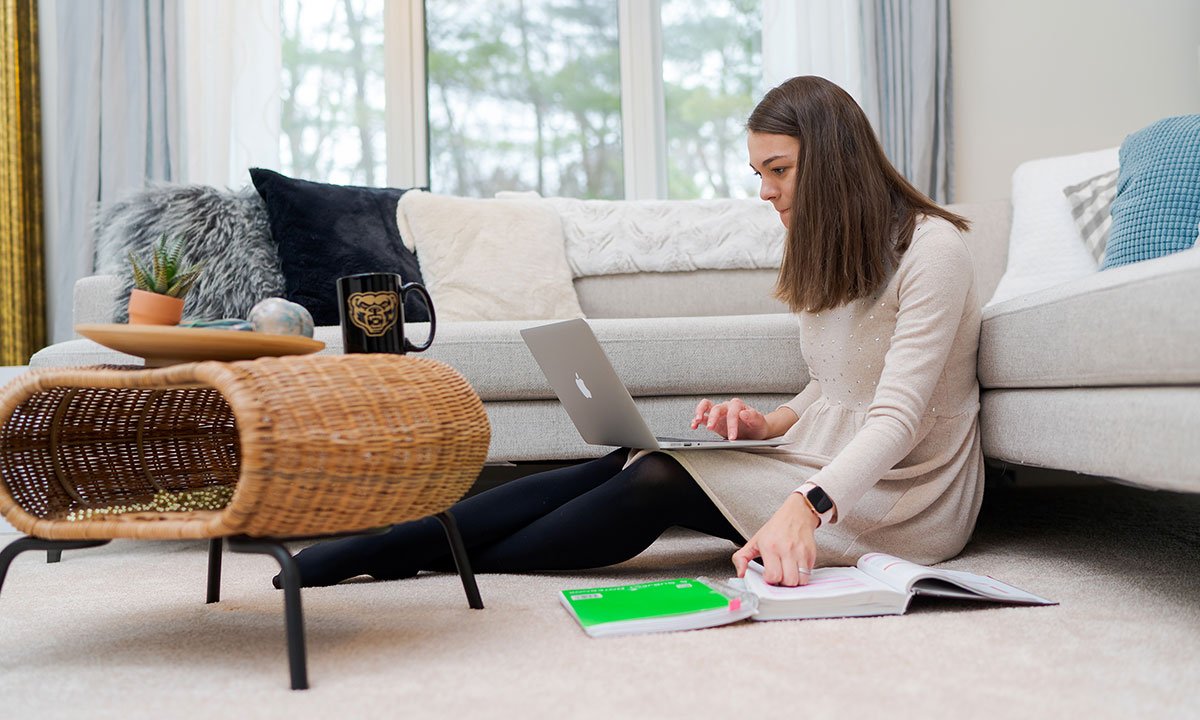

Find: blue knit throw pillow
<box><xmin>1101</xmin><ymin>115</ymin><xmax>1200</xmax><ymax>270</ymax></box>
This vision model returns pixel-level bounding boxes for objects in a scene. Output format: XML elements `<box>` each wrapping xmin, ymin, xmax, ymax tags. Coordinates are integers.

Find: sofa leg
<box><xmin>435</xmin><ymin>511</ymin><xmax>484</xmax><ymax>610</ymax></box>
<box><xmin>227</xmin><ymin>537</ymin><xmax>309</xmax><ymax>690</ymax></box>
<box><xmin>47</xmin><ymin>549</ymin><xmax>62</xmax><ymax>563</ymax></box>
<box><xmin>206</xmin><ymin>538</ymin><xmax>223</xmax><ymax>604</ymax></box>
<box><xmin>984</xmin><ymin>462</ymin><xmax>1017</xmax><ymax>487</ymax></box>
<box><xmin>0</xmin><ymin>538</ymin><xmax>109</xmax><ymax>596</ymax></box>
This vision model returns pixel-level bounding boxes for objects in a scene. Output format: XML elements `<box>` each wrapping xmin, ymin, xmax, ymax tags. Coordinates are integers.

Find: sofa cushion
<box><xmin>981</xmin><ymin>387</ymin><xmax>1200</xmax><ymax>493</ymax></box>
<box><xmin>979</xmin><ymin>246</ymin><xmax>1200</xmax><ymax>388</ymax></box>
<box><xmin>484</xmin><ymin>393</ymin><xmax>797</xmax><ymax>462</ymax></box>
<box><xmin>574</xmin><ymin>269</ymin><xmax>788</xmax><ymax>319</ymax></box>
<box><xmin>987</xmin><ymin>147</ymin><xmax>1118</xmax><ymax>306</ymax></box>
<box><xmin>413</xmin><ymin>314</ymin><xmax>807</xmax><ymax>401</ymax></box>
<box><xmin>397</xmin><ymin>191</ymin><xmax>583</xmax><ymax>322</ymax></box>
<box><xmin>249</xmin><ymin>168</ymin><xmax>428</xmax><ymax>326</ymax></box>
<box><xmin>1102</xmin><ymin>115</ymin><xmax>1200</xmax><ymax>270</ymax></box>
<box><xmin>1062</xmin><ymin>169</ymin><xmax>1118</xmax><ymax>263</ymax></box>
<box><xmin>31</xmin><ymin>315</ymin><xmax>810</xmax><ymax>404</ymax></box>
<box><xmin>29</xmin><ymin>340</ymin><xmax>140</xmax><ymax>368</ymax></box>
<box><xmin>946</xmin><ymin>201</ymin><xmax>1011</xmax><ymax>307</ymax></box>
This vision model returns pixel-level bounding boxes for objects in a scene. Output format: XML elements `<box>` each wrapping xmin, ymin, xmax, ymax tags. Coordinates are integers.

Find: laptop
<box><xmin>520</xmin><ymin>318</ymin><xmax>790</xmax><ymax>451</ymax></box>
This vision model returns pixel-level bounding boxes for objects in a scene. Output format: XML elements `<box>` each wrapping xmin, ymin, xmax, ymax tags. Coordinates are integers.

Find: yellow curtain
<box><xmin>0</xmin><ymin>0</ymin><xmax>44</xmax><ymax>366</ymax></box>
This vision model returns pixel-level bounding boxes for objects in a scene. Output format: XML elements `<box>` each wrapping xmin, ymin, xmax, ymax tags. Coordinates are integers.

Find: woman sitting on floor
<box><xmin>282</xmin><ymin>75</ymin><xmax>984</xmax><ymax>589</ymax></box>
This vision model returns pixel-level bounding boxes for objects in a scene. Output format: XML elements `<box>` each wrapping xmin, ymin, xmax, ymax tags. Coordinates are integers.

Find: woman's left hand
<box><xmin>732</xmin><ymin>494</ymin><xmax>819</xmax><ymax>586</ymax></box>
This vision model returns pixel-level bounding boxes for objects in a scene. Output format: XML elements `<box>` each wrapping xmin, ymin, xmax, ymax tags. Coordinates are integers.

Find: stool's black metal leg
<box><xmin>435</xmin><ymin>511</ymin><xmax>484</xmax><ymax>610</ymax></box>
<box><xmin>227</xmin><ymin>537</ymin><xmax>308</xmax><ymax>690</ymax></box>
<box><xmin>47</xmin><ymin>549</ymin><xmax>62</xmax><ymax>563</ymax></box>
<box><xmin>0</xmin><ymin>538</ymin><xmax>42</xmax><ymax>594</ymax></box>
<box><xmin>206</xmin><ymin>538</ymin><xmax>223</xmax><ymax>604</ymax></box>
<box><xmin>0</xmin><ymin>538</ymin><xmax>109</xmax><ymax>596</ymax></box>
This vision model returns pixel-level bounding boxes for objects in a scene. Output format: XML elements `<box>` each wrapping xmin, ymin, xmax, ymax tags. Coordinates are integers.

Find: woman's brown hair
<box><xmin>747</xmin><ymin>76</ymin><xmax>969</xmax><ymax>313</ymax></box>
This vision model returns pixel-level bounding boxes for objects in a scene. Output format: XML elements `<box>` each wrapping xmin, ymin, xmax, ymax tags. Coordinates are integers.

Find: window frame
<box><xmin>384</xmin><ymin>0</ymin><xmax>429</xmax><ymax>189</ymax></box>
<box><xmin>384</xmin><ymin>0</ymin><xmax>670</xmax><ymax>198</ymax></box>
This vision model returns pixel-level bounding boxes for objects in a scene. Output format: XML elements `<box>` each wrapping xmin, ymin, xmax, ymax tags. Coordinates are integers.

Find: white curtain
<box><xmin>39</xmin><ymin>0</ymin><xmax>282</xmax><ymax>344</ymax></box>
<box><xmin>760</xmin><ymin>0</ymin><xmax>953</xmax><ymax>202</ymax></box>
<box><xmin>39</xmin><ymin>0</ymin><xmax>183</xmax><ymax>345</ymax></box>
<box><xmin>179</xmin><ymin>0</ymin><xmax>282</xmax><ymax>189</ymax></box>
<box><xmin>762</xmin><ymin>0</ymin><xmax>871</xmax><ymax>124</ymax></box>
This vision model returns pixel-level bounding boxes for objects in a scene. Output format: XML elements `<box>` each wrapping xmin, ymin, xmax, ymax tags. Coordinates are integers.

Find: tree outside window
<box><xmin>280</xmin><ymin>0</ymin><xmax>386</xmax><ymax>186</ymax></box>
<box><xmin>426</xmin><ymin>0</ymin><xmax>624</xmax><ymax>199</ymax></box>
<box><xmin>662</xmin><ymin>0</ymin><xmax>762</xmax><ymax>199</ymax></box>
<box><xmin>280</xmin><ymin>0</ymin><xmax>762</xmax><ymax>199</ymax></box>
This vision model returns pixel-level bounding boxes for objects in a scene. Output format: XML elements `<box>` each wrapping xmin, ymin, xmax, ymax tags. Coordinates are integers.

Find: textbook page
<box><xmin>856</xmin><ymin>553</ymin><xmax>935</xmax><ymax>591</ymax></box>
<box><xmin>743</xmin><ymin>565</ymin><xmax>896</xmax><ymax>600</ymax></box>
<box><xmin>739</xmin><ymin>563</ymin><xmax>906</xmax><ymax>620</ymax></box>
<box><xmin>857</xmin><ymin>552</ymin><xmax>1054</xmax><ymax>605</ymax></box>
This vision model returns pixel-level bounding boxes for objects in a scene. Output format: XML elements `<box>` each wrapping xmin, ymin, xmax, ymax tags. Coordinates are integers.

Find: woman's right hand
<box><xmin>691</xmin><ymin>398</ymin><xmax>769</xmax><ymax>441</ymax></box>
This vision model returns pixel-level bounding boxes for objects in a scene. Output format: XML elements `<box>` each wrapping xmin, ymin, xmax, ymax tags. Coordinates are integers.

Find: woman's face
<box><xmin>747</xmin><ymin>131</ymin><xmax>800</xmax><ymax>229</ymax></box>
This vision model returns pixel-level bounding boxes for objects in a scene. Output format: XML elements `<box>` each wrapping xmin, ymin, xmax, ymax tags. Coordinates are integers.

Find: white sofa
<box><xmin>31</xmin><ymin>198</ymin><xmax>1200</xmax><ymax>494</ymax></box>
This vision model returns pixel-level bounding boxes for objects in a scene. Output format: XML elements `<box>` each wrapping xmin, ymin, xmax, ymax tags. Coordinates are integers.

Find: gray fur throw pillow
<box><xmin>94</xmin><ymin>184</ymin><xmax>285</xmax><ymax>322</ymax></box>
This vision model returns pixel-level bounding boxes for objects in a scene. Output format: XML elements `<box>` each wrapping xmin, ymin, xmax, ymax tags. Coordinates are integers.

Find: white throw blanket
<box><xmin>404</xmin><ymin>192</ymin><xmax>786</xmax><ymax>278</ymax></box>
<box><xmin>520</xmin><ymin>195</ymin><xmax>786</xmax><ymax>278</ymax></box>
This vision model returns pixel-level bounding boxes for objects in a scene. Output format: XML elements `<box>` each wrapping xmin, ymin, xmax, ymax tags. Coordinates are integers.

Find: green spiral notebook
<box><xmin>560</xmin><ymin>577</ymin><xmax>758</xmax><ymax>638</ymax></box>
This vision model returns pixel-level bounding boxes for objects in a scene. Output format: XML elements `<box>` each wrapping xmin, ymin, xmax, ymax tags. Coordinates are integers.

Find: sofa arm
<box><xmin>979</xmin><ymin>245</ymin><xmax>1200</xmax><ymax>388</ymax></box>
<box><xmin>946</xmin><ymin>200</ymin><xmax>1011</xmax><ymax>306</ymax></box>
<box><xmin>73</xmin><ymin>275</ymin><xmax>122</xmax><ymax>329</ymax></box>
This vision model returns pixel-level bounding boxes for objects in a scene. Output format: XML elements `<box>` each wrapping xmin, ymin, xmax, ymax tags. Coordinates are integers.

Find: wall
<box><xmin>951</xmin><ymin>0</ymin><xmax>1200</xmax><ymax>202</ymax></box>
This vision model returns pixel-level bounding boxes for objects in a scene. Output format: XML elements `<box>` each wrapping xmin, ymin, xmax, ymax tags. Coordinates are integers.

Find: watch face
<box><xmin>806</xmin><ymin>486</ymin><xmax>834</xmax><ymax>514</ymax></box>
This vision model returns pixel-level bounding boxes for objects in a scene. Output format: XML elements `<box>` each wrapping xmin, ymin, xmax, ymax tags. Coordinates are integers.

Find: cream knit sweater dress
<box><xmin>632</xmin><ymin>216</ymin><xmax>985</xmax><ymax>566</ymax></box>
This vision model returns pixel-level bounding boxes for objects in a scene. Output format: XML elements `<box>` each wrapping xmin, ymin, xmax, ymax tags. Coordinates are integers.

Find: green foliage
<box><xmin>661</xmin><ymin>0</ymin><xmax>763</xmax><ymax>199</ymax></box>
<box><xmin>128</xmin><ymin>235</ymin><xmax>204</xmax><ymax>299</ymax></box>
<box><xmin>279</xmin><ymin>0</ymin><xmax>761</xmax><ymax>199</ymax></box>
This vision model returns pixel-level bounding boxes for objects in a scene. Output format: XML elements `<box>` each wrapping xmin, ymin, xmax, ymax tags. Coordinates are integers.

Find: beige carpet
<box><xmin>0</xmin><ymin>481</ymin><xmax>1197</xmax><ymax>719</ymax></box>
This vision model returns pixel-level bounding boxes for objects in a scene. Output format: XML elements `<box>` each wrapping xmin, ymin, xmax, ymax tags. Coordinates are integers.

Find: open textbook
<box><xmin>736</xmin><ymin>552</ymin><xmax>1055</xmax><ymax>620</ymax></box>
<box><xmin>559</xmin><ymin>555</ymin><xmax>1053</xmax><ymax>637</ymax></box>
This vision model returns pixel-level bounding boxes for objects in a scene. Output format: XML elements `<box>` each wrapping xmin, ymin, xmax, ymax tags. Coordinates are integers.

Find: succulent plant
<box><xmin>128</xmin><ymin>234</ymin><xmax>204</xmax><ymax>299</ymax></box>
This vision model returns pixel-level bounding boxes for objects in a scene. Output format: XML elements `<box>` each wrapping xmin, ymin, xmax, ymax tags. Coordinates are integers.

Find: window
<box><xmin>280</xmin><ymin>0</ymin><xmax>385</xmax><ymax>185</ymax></box>
<box><xmin>661</xmin><ymin>0</ymin><xmax>762</xmax><ymax>199</ymax></box>
<box><xmin>426</xmin><ymin>0</ymin><xmax>623</xmax><ymax>198</ymax></box>
<box><xmin>280</xmin><ymin>0</ymin><xmax>763</xmax><ymax>199</ymax></box>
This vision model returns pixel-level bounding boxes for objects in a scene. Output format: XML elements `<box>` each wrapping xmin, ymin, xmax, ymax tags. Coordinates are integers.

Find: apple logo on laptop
<box><xmin>575</xmin><ymin>372</ymin><xmax>592</xmax><ymax>399</ymax></box>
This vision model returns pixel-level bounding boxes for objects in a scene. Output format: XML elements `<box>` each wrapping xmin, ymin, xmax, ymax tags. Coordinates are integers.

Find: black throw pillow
<box><xmin>249</xmin><ymin>168</ymin><xmax>429</xmax><ymax>325</ymax></box>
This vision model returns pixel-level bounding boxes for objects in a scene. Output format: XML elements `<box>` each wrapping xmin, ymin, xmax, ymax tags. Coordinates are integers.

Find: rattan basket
<box><xmin>0</xmin><ymin>354</ymin><xmax>491</xmax><ymax>541</ymax></box>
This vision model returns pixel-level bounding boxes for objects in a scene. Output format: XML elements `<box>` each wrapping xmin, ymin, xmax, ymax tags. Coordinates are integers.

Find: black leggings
<box><xmin>287</xmin><ymin>449</ymin><xmax>743</xmax><ymax>587</ymax></box>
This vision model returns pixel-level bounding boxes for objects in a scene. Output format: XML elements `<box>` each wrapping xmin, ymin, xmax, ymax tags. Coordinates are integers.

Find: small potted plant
<box><xmin>127</xmin><ymin>235</ymin><xmax>204</xmax><ymax>325</ymax></box>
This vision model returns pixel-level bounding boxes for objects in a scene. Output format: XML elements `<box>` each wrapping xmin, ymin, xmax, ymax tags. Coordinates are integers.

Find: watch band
<box><xmin>796</xmin><ymin>482</ymin><xmax>836</xmax><ymax>526</ymax></box>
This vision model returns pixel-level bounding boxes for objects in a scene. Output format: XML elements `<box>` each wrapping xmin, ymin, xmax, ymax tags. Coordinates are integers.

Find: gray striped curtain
<box><xmin>859</xmin><ymin>0</ymin><xmax>953</xmax><ymax>203</ymax></box>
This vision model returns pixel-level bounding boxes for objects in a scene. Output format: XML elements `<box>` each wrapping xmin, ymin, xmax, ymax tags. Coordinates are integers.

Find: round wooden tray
<box><xmin>76</xmin><ymin>323</ymin><xmax>325</xmax><ymax>367</ymax></box>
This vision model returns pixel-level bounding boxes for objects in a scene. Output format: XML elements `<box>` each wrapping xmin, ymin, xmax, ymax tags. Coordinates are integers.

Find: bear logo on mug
<box><xmin>347</xmin><ymin>291</ymin><xmax>399</xmax><ymax>337</ymax></box>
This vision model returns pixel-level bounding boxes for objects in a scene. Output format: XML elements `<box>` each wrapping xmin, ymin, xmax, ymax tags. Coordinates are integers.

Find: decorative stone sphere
<box><xmin>248</xmin><ymin>298</ymin><xmax>314</xmax><ymax>338</ymax></box>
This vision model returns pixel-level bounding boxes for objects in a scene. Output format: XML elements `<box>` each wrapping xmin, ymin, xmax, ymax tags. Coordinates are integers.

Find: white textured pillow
<box><xmin>987</xmin><ymin>147</ymin><xmax>1119</xmax><ymax>306</ymax></box>
<box><xmin>496</xmin><ymin>192</ymin><xmax>784</xmax><ymax>277</ymax></box>
<box><xmin>397</xmin><ymin>191</ymin><xmax>584</xmax><ymax>322</ymax></box>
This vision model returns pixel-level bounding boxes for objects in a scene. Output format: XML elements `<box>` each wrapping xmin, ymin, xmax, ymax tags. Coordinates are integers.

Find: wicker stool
<box><xmin>0</xmin><ymin>354</ymin><xmax>491</xmax><ymax>689</ymax></box>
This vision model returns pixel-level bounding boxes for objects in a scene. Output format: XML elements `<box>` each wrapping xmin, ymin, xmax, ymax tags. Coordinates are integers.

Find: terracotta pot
<box><xmin>128</xmin><ymin>289</ymin><xmax>184</xmax><ymax>325</ymax></box>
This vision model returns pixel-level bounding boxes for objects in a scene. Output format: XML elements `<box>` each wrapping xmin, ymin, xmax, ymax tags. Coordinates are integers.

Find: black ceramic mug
<box><xmin>336</xmin><ymin>272</ymin><xmax>436</xmax><ymax>354</ymax></box>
